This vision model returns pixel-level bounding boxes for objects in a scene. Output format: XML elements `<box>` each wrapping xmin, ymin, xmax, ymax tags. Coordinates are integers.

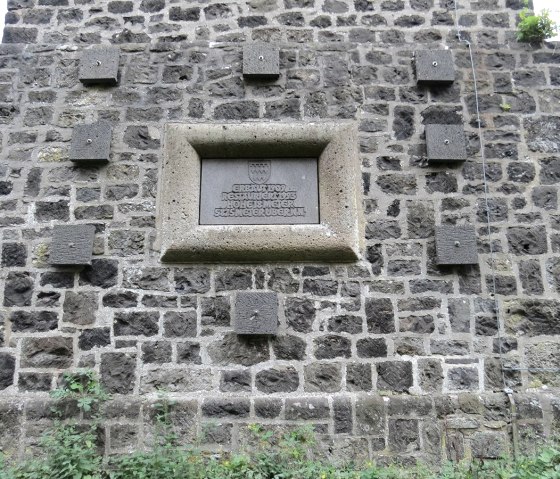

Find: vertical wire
<box><xmin>452</xmin><ymin>0</ymin><xmax>508</xmax><ymax>391</ymax></box>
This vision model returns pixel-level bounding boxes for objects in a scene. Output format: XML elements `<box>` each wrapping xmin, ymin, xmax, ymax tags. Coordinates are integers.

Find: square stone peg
<box><xmin>234</xmin><ymin>291</ymin><xmax>278</xmax><ymax>335</ymax></box>
<box><xmin>69</xmin><ymin>121</ymin><xmax>112</xmax><ymax>163</ymax></box>
<box><xmin>435</xmin><ymin>225</ymin><xmax>478</xmax><ymax>265</ymax></box>
<box><xmin>79</xmin><ymin>46</ymin><xmax>120</xmax><ymax>86</ymax></box>
<box><xmin>243</xmin><ymin>43</ymin><xmax>280</xmax><ymax>79</ymax></box>
<box><xmin>415</xmin><ymin>50</ymin><xmax>455</xmax><ymax>84</ymax></box>
<box><xmin>425</xmin><ymin>124</ymin><xmax>467</xmax><ymax>162</ymax></box>
<box><xmin>50</xmin><ymin>224</ymin><xmax>96</xmax><ymax>265</ymax></box>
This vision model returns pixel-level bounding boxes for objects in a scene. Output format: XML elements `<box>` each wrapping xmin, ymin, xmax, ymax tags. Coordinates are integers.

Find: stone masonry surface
<box><xmin>1</xmin><ymin>0</ymin><xmax>560</xmax><ymax>465</ymax></box>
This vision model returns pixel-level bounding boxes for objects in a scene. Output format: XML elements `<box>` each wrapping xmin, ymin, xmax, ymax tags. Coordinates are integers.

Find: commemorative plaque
<box><xmin>199</xmin><ymin>158</ymin><xmax>319</xmax><ymax>225</ymax></box>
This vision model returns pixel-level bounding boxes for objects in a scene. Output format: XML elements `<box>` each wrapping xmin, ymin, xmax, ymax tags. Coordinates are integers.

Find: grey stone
<box><xmin>10</xmin><ymin>310</ymin><xmax>58</xmax><ymax>332</ymax></box>
<box><xmin>272</xmin><ymin>335</ymin><xmax>306</xmax><ymax>360</ymax></box>
<box><xmin>4</xmin><ymin>272</ymin><xmax>33</xmax><ymax>307</ymax></box>
<box><xmin>256</xmin><ymin>366</ymin><xmax>299</xmax><ymax>392</ymax></box>
<box><xmin>35</xmin><ymin>200</ymin><xmax>69</xmax><ymax>222</ymax></box>
<box><xmin>163</xmin><ymin>311</ymin><xmax>197</xmax><ymax>337</ymax></box>
<box><xmin>100</xmin><ymin>352</ymin><xmax>135</xmax><ymax>394</ymax></box>
<box><xmin>79</xmin><ymin>46</ymin><xmax>120</xmax><ymax>86</ymax></box>
<box><xmin>507</xmin><ymin>226</ymin><xmax>548</xmax><ymax>255</ymax></box>
<box><xmin>79</xmin><ymin>328</ymin><xmax>111</xmax><ymax>351</ymax></box>
<box><xmin>447</xmin><ymin>367</ymin><xmax>479</xmax><ymax>391</ymax></box>
<box><xmin>21</xmin><ymin>337</ymin><xmax>73</xmax><ymax>368</ymax></box>
<box><xmin>377</xmin><ymin>361</ymin><xmax>413</xmax><ymax>392</ymax></box>
<box><xmin>202</xmin><ymin>399</ymin><xmax>250</xmax><ymax>418</ymax></box>
<box><xmin>419</xmin><ymin>359</ymin><xmax>443</xmax><ymax>393</ymax></box>
<box><xmin>471</xmin><ymin>432</ymin><xmax>506</xmax><ymax>459</ymax></box>
<box><xmin>314</xmin><ymin>335</ymin><xmax>351</xmax><ymax>359</ymax></box>
<box><xmin>416</xmin><ymin>50</ymin><xmax>455</xmax><ymax>84</ymax></box>
<box><xmin>201</xmin><ymin>296</ymin><xmax>230</xmax><ymax>326</ymax></box>
<box><xmin>243</xmin><ymin>43</ymin><xmax>280</xmax><ymax>79</ymax></box>
<box><xmin>355</xmin><ymin>396</ymin><xmax>385</xmax><ymax>434</ymax></box>
<box><xmin>328</xmin><ymin>314</ymin><xmax>362</xmax><ymax>334</ymax></box>
<box><xmin>220</xmin><ymin>370</ymin><xmax>251</xmax><ymax>392</ymax></box>
<box><xmin>0</xmin><ymin>354</ymin><xmax>15</xmax><ymax>389</ymax></box>
<box><xmin>334</xmin><ymin>397</ymin><xmax>353</xmax><ymax>433</ymax></box>
<box><xmin>435</xmin><ymin>225</ymin><xmax>478</xmax><ymax>265</ymax></box>
<box><xmin>2</xmin><ymin>243</ymin><xmax>26</xmax><ymax>266</ymax></box>
<box><xmin>50</xmin><ymin>224</ymin><xmax>95</xmax><ymax>265</ymax></box>
<box><xmin>141</xmin><ymin>341</ymin><xmax>172</xmax><ymax>363</ymax></box>
<box><xmin>285</xmin><ymin>398</ymin><xmax>329</xmax><ymax>420</ymax></box>
<box><xmin>176</xmin><ymin>342</ymin><xmax>201</xmax><ymax>364</ymax></box>
<box><xmin>114</xmin><ymin>311</ymin><xmax>159</xmax><ymax>337</ymax></box>
<box><xmin>208</xmin><ymin>332</ymin><xmax>270</xmax><ymax>366</ymax></box>
<box><xmin>79</xmin><ymin>259</ymin><xmax>118</xmax><ymax>288</ymax></box>
<box><xmin>255</xmin><ymin>398</ymin><xmax>282</xmax><ymax>418</ymax></box>
<box><xmin>69</xmin><ymin>121</ymin><xmax>112</xmax><ymax>163</ymax></box>
<box><xmin>234</xmin><ymin>291</ymin><xmax>278</xmax><ymax>335</ymax></box>
<box><xmin>103</xmin><ymin>291</ymin><xmax>138</xmax><ymax>308</ymax></box>
<box><xmin>18</xmin><ymin>372</ymin><xmax>52</xmax><ymax>392</ymax></box>
<box><xmin>62</xmin><ymin>291</ymin><xmax>97</xmax><ymax>325</ymax></box>
<box><xmin>357</xmin><ymin>338</ymin><xmax>387</xmax><ymax>357</ymax></box>
<box><xmin>426</xmin><ymin>124</ymin><xmax>467</xmax><ymax>162</ymax></box>
<box><xmin>388</xmin><ymin>419</ymin><xmax>419</xmax><ymax>452</ymax></box>
<box><xmin>347</xmin><ymin>363</ymin><xmax>372</xmax><ymax>391</ymax></box>
<box><xmin>40</xmin><ymin>272</ymin><xmax>74</xmax><ymax>289</ymax></box>
<box><xmin>174</xmin><ymin>268</ymin><xmax>210</xmax><ymax>293</ymax></box>
<box><xmin>366</xmin><ymin>298</ymin><xmax>395</xmax><ymax>333</ymax></box>
<box><xmin>304</xmin><ymin>362</ymin><xmax>341</xmax><ymax>392</ymax></box>
<box><xmin>285</xmin><ymin>297</ymin><xmax>315</xmax><ymax>332</ymax></box>
<box><xmin>215</xmin><ymin>269</ymin><xmax>252</xmax><ymax>291</ymax></box>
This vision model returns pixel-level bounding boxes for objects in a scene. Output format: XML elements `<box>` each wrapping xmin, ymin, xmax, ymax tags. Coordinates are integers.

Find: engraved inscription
<box><xmin>199</xmin><ymin>158</ymin><xmax>319</xmax><ymax>225</ymax></box>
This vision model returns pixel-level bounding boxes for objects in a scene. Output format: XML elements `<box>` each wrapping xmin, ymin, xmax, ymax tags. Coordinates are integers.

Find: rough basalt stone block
<box><xmin>234</xmin><ymin>291</ymin><xmax>278</xmax><ymax>335</ymax></box>
<box><xmin>79</xmin><ymin>46</ymin><xmax>120</xmax><ymax>85</ymax></box>
<box><xmin>425</xmin><ymin>124</ymin><xmax>467</xmax><ymax>162</ymax></box>
<box><xmin>416</xmin><ymin>50</ymin><xmax>455</xmax><ymax>84</ymax></box>
<box><xmin>50</xmin><ymin>224</ymin><xmax>95</xmax><ymax>265</ymax></box>
<box><xmin>435</xmin><ymin>225</ymin><xmax>478</xmax><ymax>265</ymax></box>
<box><xmin>243</xmin><ymin>43</ymin><xmax>279</xmax><ymax>79</ymax></box>
<box><xmin>69</xmin><ymin>121</ymin><xmax>112</xmax><ymax>163</ymax></box>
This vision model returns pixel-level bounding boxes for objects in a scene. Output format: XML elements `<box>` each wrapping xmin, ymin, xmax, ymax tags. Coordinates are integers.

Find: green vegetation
<box><xmin>2</xmin><ymin>370</ymin><xmax>560</xmax><ymax>479</ymax></box>
<box><xmin>517</xmin><ymin>5</ymin><xmax>558</xmax><ymax>43</ymax></box>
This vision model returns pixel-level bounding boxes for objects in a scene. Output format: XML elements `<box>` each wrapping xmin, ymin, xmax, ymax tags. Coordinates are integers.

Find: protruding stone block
<box><xmin>415</xmin><ymin>50</ymin><xmax>455</xmax><ymax>84</ymax></box>
<box><xmin>435</xmin><ymin>226</ymin><xmax>478</xmax><ymax>265</ymax></box>
<box><xmin>234</xmin><ymin>291</ymin><xmax>278</xmax><ymax>335</ymax></box>
<box><xmin>243</xmin><ymin>43</ymin><xmax>280</xmax><ymax>79</ymax></box>
<box><xmin>69</xmin><ymin>121</ymin><xmax>112</xmax><ymax>163</ymax></box>
<box><xmin>79</xmin><ymin>46</ymin><xmax>120</xmax><ymax>86</ymax></box>
<box><xmin>50</xmin><ymin>225</ymin><xmax>96</xmax><ymax>266</ymax></box>
<box><xmin>425</xmin><ymin>124</ymin><xmax>467</xmax><ymax>162</ymax></box>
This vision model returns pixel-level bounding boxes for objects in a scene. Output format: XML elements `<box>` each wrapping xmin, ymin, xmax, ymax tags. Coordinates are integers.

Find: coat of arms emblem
<box><xmin>248</xmin><ymin>160</ymin><xmax>271</xmax><ymax>184</ymax></box>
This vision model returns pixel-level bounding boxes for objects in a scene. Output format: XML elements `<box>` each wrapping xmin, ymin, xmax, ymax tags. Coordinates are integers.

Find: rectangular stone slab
<box><xmin>425</xmin><ymin>124</ymin><xmax>467</xmax><ymax>162</ymax></box>
<box><xmin>69</xmin><ymin>121</ymin><xmax>112</xmax><ymax>163</ymax></box>
<box><xmin>416</xmin><ymin>50</ymin><xmax>455</xmax><ymax>84</ymax></box>
<box><xmin>200</xmin><ymin>158</ymin><xmax>319</xmax><ymax>225</ymax></box>
<box><xmin>435</xmin><ymin>225</ymin><xmax>478</xmax><ymax>265</ymax></box>
<box><xmin>234</xmin><ymin>291</ymin><xmax>278</xmax><ymax>335</ymax></box>
<box><xmin>50</xmin><ymin>224</ymin><xmax>96</xmax><ymax>265</ymax></box>
<box><xmin>79</xmin><ymin>46</ymin><xmax>120</xmax><ymax>85</ymax></box>
<box><xmin>243</xmin><ymin>43</ymin><xmax>280</xmax><ymax>79</ymax></box>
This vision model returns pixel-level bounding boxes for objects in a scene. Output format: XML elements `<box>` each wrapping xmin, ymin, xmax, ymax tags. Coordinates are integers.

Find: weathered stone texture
<box><xmin>1</xmin><ymin>0</ymin><xmax>560</xmax><ymax>464</ymax></box>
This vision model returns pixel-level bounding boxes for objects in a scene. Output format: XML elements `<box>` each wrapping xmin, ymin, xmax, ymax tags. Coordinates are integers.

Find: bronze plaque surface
<box><xmin>199</xmin><ymin>158</ymin><xmax>319</xmax><ymax>225</ymax></box>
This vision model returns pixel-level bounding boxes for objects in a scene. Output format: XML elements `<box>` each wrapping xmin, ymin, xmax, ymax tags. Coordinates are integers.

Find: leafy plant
<box><xmin>500</xmin><ymin>102</ymin><xmax>512</xmax><ymax>112</ymax></box>
<box><xmin>51</xmin><ymin>369</ymin><xmax>111</xmax><ymax>414</ymax></box>
<box><xmin>517</xmin><ymin>5</ymin><xmax>558</xmax><ymax>43</ymax></box>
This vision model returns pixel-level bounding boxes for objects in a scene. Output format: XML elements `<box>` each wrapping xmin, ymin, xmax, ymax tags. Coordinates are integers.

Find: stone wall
<box><xmin>1</xmin><ymin>0</ymin><xmax>560</xmax><ymax>465</ymax></box>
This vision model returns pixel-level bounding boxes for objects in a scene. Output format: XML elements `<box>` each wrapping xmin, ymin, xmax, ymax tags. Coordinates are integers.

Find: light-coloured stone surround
<box><xmin>157</xmin><ymin>122</ymin><xmax>364</xmax><ymax>262</ymax></box>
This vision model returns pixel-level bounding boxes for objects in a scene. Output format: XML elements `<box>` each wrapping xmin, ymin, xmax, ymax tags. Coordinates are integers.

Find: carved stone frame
<box><xmin>156</xmin><ymin>122</ymin><xmax>363</xmax><ymax>263</ymax></box>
